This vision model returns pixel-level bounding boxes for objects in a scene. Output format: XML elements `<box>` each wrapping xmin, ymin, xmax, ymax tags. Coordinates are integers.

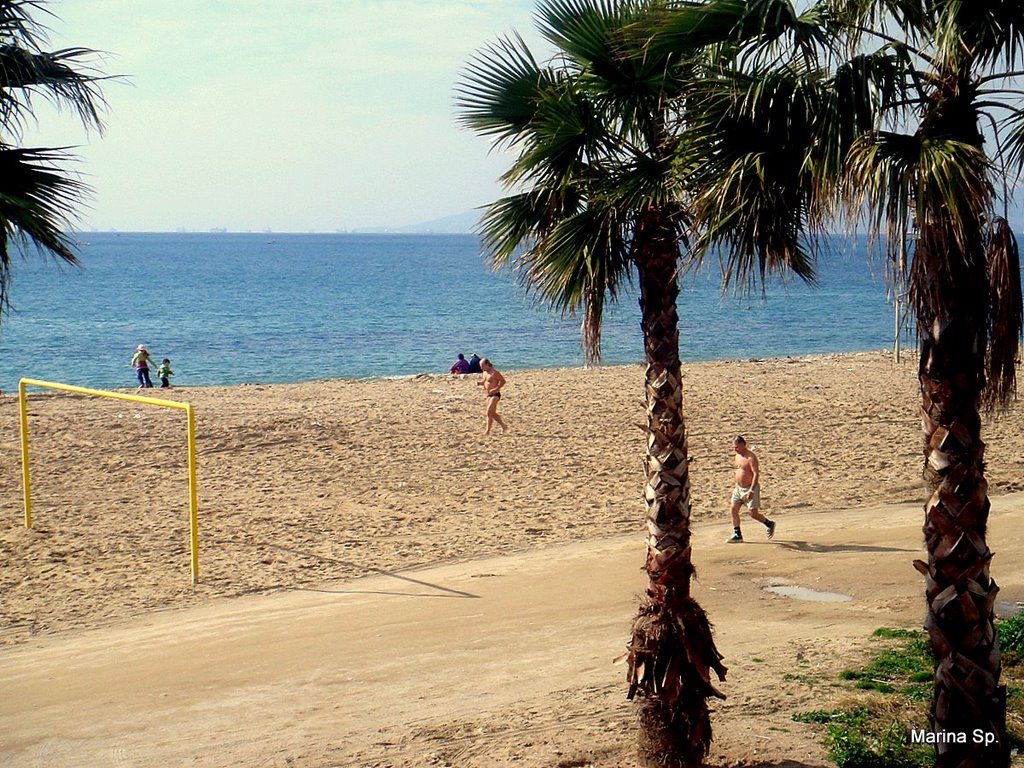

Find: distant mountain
<box><xmin>396</xmin><ymin>209</ymin><xmax>482</xmax><ymax>234</ymax></box>
<box><xmin>353</xmin><ymin>209</ymin><xmax>482</xmax><ymax>234</ymax></box>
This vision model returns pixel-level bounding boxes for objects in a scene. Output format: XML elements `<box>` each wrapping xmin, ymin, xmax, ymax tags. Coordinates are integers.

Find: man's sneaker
<box><xmin>726</xmin><ymin>532</ymin><xmax>743</xmax><ymax>544</ymax></box>
<box><xmin>766</xmin><ymin>520</ymin><xmax>776</xmax><ymax>540</ymax></box>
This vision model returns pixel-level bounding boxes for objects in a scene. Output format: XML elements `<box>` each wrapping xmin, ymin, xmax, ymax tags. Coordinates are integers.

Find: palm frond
<box><xmin>828</xmin><ymin>0</ymin><xmax>930</xmax><ymax>48</ymax></box>
<box><xmin>538</xmin><ymin>0</ymin><xmax>695</xmax><ymax>136</ymax></box>
<box><xmin>480</xmin><ymin>187</ymin><xmax>629</xmax><ymax>364</ymax></box>
<box><xmin>477</xmin><ymin>188</ymin><xmax>580</xmax><ymax>266</ymax></box>
<box><xmin>457</xmin><ymin>31</ymin><xmax>611</xmax><ymax>190</ymax></box>
<box><xmin>0</xmin><ymin>0</ymin><xmax>110</xmax><ymax>140</ymax></box>
<box><xmin>501</xmin><ymin>77</ymin><xmax>604</xmax><ymax>188</ymax></box>
<box><xmin>0</xmin><ymin>0</ymin><xmax>54</xmax><ymax>47</ymax></box>
<box><xmin>642</xmin><ymin>0</ymin><xmax>825</xmax><ymax>63</ymax></box>
<box><xmin>684</xmin><ymin>66</ymin><xmax>827</xmax><ymax>290</ymax></box>
<box><xmin>536</xmin><ymin>0</ymin><xmax>646</xmax><ymax>68</ymax></box>
<box><xmin>984</xmin><ymin>216</ymin><xmax>1023</xmax><ymax>411</ymax></box>
<box><xmin>692</xmin><ymin>149</ymin><xmax>818</xmax><ymax>293</ymax></box>
<box><xmin>842</xmin><ymin>131</ymin><xmax>918</xmax><ymax>265</ymax></box>
<box><xmin>521</xmin><ymin>204</ymin><xmax>630</xmax><ymax>362</ymax></box>
<box><xmin>613</xmin><ymin>150</ymin><xmax>686</xmax><ymax>210</ymax></box>
<box><xmin>915</xmin><ymin>137</ymin><xmax>993</xmax><ymax>249</ymax></box>
<box><xmin>689</xmin><ymin>135</ymin><xmax>818</xmax><ymax>293</ymax></box>
<box><xmin>834</xmin><ymin>43</ymin><xmax>920</xmax><ymax>123</ymax></box>
<box><xmin>0</xmin><ymin>43</ymin><xmax>109</xmax><ymax>136</ymax></box>
<box><xmin>0</xmin><ymin>143</ymin><xmax>84</xmax><ymax>309</ymax></box>
<box><xmin>455</xmin><ymin>33</ymin><xmax>551</xmax><ymax>147</ymax></box>
<box><xmin>1001</xmin><ymin>108</ymin><xmax>1024</xmax><ymax>180</ymax></box>
<box><xmin>930</xmin><ymin>1</ymin><xmax>1024</xmax><ymax>70</ymax></box>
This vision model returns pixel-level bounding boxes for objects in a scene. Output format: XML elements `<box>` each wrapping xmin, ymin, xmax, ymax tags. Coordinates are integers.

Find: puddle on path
<box><xmin>763</xmin><ymin>585</ymin><xmax>852</xmax><ymax>602</ymax></box>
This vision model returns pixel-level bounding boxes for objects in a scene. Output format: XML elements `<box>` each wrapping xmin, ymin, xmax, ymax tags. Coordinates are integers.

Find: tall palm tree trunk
<box><xmin>912</xmin><ymin>231</ymin><xmax>1009</xmax><ymax>768</ymax></box>
<box><xmin>908</xmin><ymin>62</ymin><xmax>1011</xmax><ymax>764</ymax></box>
<box><xmin>626</xmin><ymin>208</ymin><xmax>726</xmax><ymax>768</ymax></box>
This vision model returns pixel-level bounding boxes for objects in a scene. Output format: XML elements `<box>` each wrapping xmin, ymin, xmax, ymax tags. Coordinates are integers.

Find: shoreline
<box><xmin>4</xmin><ymin>346</ymin><xmax>910</xmax><ymax>396</ymax></box>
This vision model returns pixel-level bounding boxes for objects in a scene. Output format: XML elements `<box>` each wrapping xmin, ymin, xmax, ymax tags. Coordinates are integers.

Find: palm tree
<box><xmin>646</xmin><ymin>1</ymin><xmax>1024</xmax><ymax>764</ymax></box>
<box><xmin>457</xmin><ymin>1</ymin><xmax>812</xmax><ymax>764</ymax></box>
<box><xmin>0</xmin><ymin>0</ymin><xmax>108</xmax><ymax>316</ymax></box>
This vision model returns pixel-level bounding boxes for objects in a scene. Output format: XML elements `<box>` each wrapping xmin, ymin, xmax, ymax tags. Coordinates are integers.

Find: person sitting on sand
<box><xmin>467</xmin><ymin>353</ymin><xmax>482</xmax><ymax>374</ymax></box>
<box><xmin>449</xmin><ymin>353</ymin><xmax>470</xmax><ymax>376</ymax></box>
<box><xmin>131</xmin><ymin>344</ymin><xmax>157</xmax><ymax>389</ymax></box>
<box><xmin>726</xmin><ymin>435</ymin><xmax>775</xmax><ymax>543</ymax></box>
<box><xmin>477</xmin><ymin>358</ymin><xmax>507</xmax><ymax>434</ymax></box>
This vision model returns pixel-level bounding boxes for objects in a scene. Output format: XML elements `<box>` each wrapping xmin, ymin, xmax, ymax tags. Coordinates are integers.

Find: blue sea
<box><xmin>0</xmin><ymin>232</ymin><xmax>904</xmax><ymax>392</ymax></box>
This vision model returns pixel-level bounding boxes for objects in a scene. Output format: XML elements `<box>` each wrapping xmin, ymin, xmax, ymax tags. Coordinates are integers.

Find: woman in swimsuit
<box><xmin>477</xmin><ymin>358</ymin><xmax>507</xmax><ymax>434</ymax></box>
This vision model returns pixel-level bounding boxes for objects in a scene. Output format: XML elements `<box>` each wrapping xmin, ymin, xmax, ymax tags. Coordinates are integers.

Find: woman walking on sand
<box><xmin>131</xmin><ymin>344</ymin><xmax>157</xmax><ymax>389</ymax></box>
<box><xmin>477</xmin><ymin>358</ymin><xmax>507</xmax><ymax>434</ymax></box>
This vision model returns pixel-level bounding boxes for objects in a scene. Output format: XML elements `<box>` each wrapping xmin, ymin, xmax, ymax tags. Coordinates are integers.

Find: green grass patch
<box><xmin>872</xmin><ymin>628</ymin><xmax>920</xmax><ymax>640</ymax></box>
<box><xmin>793</xmin><ymin>625</ymin><xmax>1024</xmax><ymax>766</ymax></box>
<box><xmin>794</xmin><ymin>629</ymin><xmax>935</xmax><ymax>767</ymax></box>
<box><xmin>783</xmin><ymin>671</ymin><xmax>824</xmax><ymax>686</ymax></box>
<box><xmin>836</xmin><ymin>629</ymin><xmax>932</xmax><ymax>701</ymax></box>
<box><xmin>794</xmin><ymin>707</ymin><xmax>871</xmax><ymax>727</ymax></box>
<box><xmin>794</xmin><ymin>702</ymin><xmax>931</xmax><ymax>768</ymax></box>
<box><xmin>823</xmin><ymin>717</ymin><xmax>932</xmax><ymax>768</ymax></box>
<box><xmin>997</xmin><ymin>614</ymin><xmax>1024</xmax><ymax>653</ymax></box>
<box><xmin>994</xmin><ymin>616</ymin><xmax>1024</xmax><ymax>752</ymax></box>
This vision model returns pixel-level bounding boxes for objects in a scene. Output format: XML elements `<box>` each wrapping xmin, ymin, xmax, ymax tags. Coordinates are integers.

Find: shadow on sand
<box><xmin>266</xmin><ymin>543</ymin><xmax>481</xmax><ymax>599</ymax></box>
<box><xmin>777</xmin><ymin>540</ymin><xmax>918</xmax><ymax>555</ymax></box>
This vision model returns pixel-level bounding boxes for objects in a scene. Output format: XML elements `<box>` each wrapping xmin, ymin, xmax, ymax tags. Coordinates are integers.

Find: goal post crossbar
<box><xmin>18</xmin><ymin>378</ymin><xmax>200</xmax><ymax>584</ymax></box>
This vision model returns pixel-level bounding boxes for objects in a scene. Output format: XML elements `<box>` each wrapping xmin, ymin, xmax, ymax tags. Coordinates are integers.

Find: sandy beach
<box><xmin>3</xmin><ymin>350</ymin><xmax>1024</xmax><ymax>767</ymax></box>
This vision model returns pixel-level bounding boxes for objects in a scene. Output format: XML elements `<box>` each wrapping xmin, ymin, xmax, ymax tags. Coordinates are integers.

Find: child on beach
<box><xmin>157</xmin><ymin>358</ymin><xmax>174</xmax><ymax>388</ymax></box>
<box><xmin>131</xmin><ymin>345</ymin><xmax>157</xmax><ymax>388</ymax></box>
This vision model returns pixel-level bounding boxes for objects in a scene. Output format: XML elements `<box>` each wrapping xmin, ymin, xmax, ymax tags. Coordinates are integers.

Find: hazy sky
<box><xmin>21</xmin><ymin>1</ymin><xmax>548</xmax><ymax>232</ymax></box>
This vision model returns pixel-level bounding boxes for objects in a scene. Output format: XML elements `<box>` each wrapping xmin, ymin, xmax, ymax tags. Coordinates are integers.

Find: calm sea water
<box><xmin>0</xmin><ymin>232</ymin><xmax>903</xmax><ymax>392</ymax></box>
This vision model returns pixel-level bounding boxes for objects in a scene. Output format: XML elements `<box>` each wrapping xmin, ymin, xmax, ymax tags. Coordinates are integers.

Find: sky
<box><xmin>19</xmin><ymin>2</ymin><xmax>1024</xmax><ymax>235</ymax></box>
<box><xmin>19</xmin><ymin>1</ymin><xmax>549</xmax><ymax>232</ymax></box>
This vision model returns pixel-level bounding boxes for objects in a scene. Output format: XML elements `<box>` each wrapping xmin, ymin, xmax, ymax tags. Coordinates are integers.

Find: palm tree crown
<box><xmin>459</xmin><ymin>0</ymin><xmax>700</xmax><ymax>361</ymax></box>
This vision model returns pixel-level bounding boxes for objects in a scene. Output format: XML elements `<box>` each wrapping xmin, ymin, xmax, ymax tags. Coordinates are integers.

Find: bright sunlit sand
<box><xmin>3</xmin><ymin>351</ymin><xmax>1024</xmax><ymax>766</ymax></box>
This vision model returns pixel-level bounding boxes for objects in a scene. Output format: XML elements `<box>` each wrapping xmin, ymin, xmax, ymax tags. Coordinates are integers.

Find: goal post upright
<box><xmin>18</xmin><ymin>379</ymin><xmax>33</xmax><ymax>529</ymax></box>
<box><xmin>17</xmin><ymin>378</ymin><xmax>201</xmax><ymax>584</ymax></box>
<box><xmin>186</xmin><ymin>403</ymin><xmax>199</xmax><ymax>584</ymax></box>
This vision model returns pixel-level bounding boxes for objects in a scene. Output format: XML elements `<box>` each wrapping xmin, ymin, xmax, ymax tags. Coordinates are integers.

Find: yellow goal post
<box><xmin>18</xmin><ymin>378</ymin><xmax>201</xmax><ymax>584</ymax></box>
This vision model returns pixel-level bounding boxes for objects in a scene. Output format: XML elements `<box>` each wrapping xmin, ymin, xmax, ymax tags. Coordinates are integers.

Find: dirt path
<box><xmin>4</xmin><ymin>495</ymin><xmax>1024</xmax><ymax>768</ymax></box>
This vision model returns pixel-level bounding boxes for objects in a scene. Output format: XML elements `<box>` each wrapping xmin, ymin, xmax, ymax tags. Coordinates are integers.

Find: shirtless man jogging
<box><xmin>477</xmin><ymin>358</ymin><xmax>508</xmax><ymax>434</ymax></box>
<box><xmin>726</xmin><ymin>435</ymin><xmax>775</xmax><ymax>543</ymax></box>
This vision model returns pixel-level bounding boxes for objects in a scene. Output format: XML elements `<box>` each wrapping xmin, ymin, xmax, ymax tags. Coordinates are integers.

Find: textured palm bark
<box><xmin>909</xmin><ymin>66</ymin><xmax>1010</xmax><ymax>765</ymax></box>
<box><xmin>626</xmin><ymin>209</ymin><xmax>727</xmax><ymax>768</ymax></box>
<box><xmin>913</xmin><ymin>307</ymin><xmax>1009</xmax><ymax>767</ymax></box>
